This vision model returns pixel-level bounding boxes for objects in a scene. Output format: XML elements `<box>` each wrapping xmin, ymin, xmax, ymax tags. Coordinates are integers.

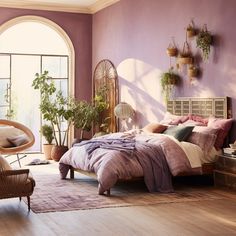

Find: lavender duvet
<box><xmin>59</xmin><ymin>132</ymin><xmax>202</xmax><ymax>194</ymax></box>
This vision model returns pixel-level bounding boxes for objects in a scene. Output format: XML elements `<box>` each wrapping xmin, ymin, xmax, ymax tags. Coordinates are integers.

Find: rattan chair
<box><xmin>0</xmin><ymin>119</ymin><xmax>35</xmax><ymax>167</ymax></box>
<box><xmin>0</xmin><ymin>167</ymin><xmax>35</xmax><ymax>211</ymax></box>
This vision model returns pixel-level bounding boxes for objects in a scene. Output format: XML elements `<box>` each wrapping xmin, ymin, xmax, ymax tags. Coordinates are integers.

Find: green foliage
<box><xmin>41</xmin><ymin>124</ymin><xmax>54</xmax><ymax>144</ymax></box>
<box><xmin>32</xmin><ymin>71</ymin><xmax>74</xmax><ymax>146</ymax></box>
<box><xmin>72</xmin><ymin>85</ymin><xmax>109</xmax><ymax>139</ymax></box>
<box><xmin>160</xmin><ymin>69</ymin><xmax>180</xmax><ymax>103</ymax></box>
<box><xmin>196</xmin><ymin>28</ymin><xmax>212</xmax><ymax>61</ymax></box>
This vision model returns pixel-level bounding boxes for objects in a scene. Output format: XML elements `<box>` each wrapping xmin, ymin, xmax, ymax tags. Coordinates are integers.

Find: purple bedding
<box><xmin>59</xmin><ymin>132</ymin><xmax>200</xmax><ymax>194</ymax></box>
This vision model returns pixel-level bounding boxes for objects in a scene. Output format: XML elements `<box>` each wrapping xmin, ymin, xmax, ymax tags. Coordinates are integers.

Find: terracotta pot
<box><xmin>43</xmin><ymin>144</ymin><xmax>54</xmax><ymax>160</ymax></box>
<box><xmin>51</xmin><ymin>145</ymin><xmax>69</xmax><ymax>162</ymax></box>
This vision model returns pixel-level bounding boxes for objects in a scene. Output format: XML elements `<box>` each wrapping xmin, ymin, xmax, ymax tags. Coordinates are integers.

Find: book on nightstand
<box><xmin>223</xmin><ymin>148</ymin><xmax>236</xmax><ymax>157</ymax></box>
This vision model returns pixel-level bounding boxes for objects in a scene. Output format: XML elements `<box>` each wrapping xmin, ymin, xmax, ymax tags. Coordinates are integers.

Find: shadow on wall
<box><xmin>117</xmin><ymin>58</ymin><xmax>166</xmax><ymax>128</ymax></box>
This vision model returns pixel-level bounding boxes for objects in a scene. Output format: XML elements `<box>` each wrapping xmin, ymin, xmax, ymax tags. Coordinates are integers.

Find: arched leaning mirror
<box><xmin>93</xmin><ymin>59</ymin><xmax>118</xmax><ymax>133</ymax></box>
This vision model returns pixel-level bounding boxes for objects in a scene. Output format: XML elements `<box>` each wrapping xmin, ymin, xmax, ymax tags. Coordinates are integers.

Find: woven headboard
<box><xmin>167</xmin><ymin>97</ymin><xmax>230</xmax><ymax>119</ymax></box>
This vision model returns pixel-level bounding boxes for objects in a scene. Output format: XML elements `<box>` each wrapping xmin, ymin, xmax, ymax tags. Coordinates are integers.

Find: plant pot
<box><xmin>188</xmin><ymin>67</ymin><xmax>198</xmax><ymax>77</ymax></box>
<box><xmin>178</xmin><ymin>57</ymin><xmax>193</xmax><ymax>65</ymax></box>
<box><xmin>187</xmin><ymin>29</ymin><xmax>195</xmax><ymax>38</ymax></box>
<box><xmin>51</xmin><ymin>145</ymin><xmax>69</xmax><ymax>162</ymax></box>
<box><xmin>43</xmin><ymin>144</ymin><xmax>54</xmax><ymax>160</ymax></box>
<box><xmin>166</xmin><ymin>47</ymin><xmax>178</xmax><ymax>57</ymax></box>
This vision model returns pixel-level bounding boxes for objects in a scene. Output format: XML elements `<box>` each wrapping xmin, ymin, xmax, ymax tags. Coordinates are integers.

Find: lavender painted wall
<box><xmin>0</xmin><ymin>7</ymin><xmax>92</xmax><ymax>101</ymax></box>
<box><xmin>93</xmin><ymin>0</ymin><xmax>236</xmax><ymax>128</ymax></box>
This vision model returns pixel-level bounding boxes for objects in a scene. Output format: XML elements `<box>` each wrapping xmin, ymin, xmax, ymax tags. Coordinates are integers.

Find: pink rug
<box><xmin>26</xmin><ymin>173</ymin><xmax>226</xmax><ymax>213</ymax></box>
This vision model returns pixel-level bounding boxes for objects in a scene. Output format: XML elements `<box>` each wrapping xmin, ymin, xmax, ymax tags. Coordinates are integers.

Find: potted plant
<box><xmin>178</xmin><ymin>41</ymin><xmax>193</xmax><ymax>65</ymax></box>
<box><xmin>41</xmin><ymin>124</ymin><xmax>54</xmax><ymax>160</ymax></box>
<box><xmin>160</xmin><ymin>68</ymin><xmax>180</xmax><ymax>102</ymax></box>
<box><xmin>196</xmin><ymin>25</ymin><xmax>212</xmax><ymax>61</ymax></box>
<box><xmin>32</xmin><ymin>71</ymin><xmax>74</xmax><ymax>161</ymax></box>
<box><xmin>73</xmin><ymin>85</ymin><xmax>109</xmax><ymax>140</ymax></box>
<box><xmin>186</xmin><ymin>23</ymin><xmax>196</xmax><ymax>38</ymax></box>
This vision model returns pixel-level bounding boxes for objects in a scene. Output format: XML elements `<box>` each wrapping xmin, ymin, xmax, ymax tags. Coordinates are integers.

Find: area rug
<box><xmin>26</xmin><ymin>173</ymin><xmax>226</xmax><ymax>213</ymax></box>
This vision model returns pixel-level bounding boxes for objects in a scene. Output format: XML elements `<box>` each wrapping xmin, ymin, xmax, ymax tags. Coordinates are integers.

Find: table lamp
<box><xmin>114</xmin><ymin>102</ymin><xmax>134</xmax><ymax>131</ymax></box>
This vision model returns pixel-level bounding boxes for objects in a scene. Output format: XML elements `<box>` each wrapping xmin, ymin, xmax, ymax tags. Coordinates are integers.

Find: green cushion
<box><xmin>163</xmin><ymin>125</ymin><xmax>194</xmax><ymax>141</ymax></box>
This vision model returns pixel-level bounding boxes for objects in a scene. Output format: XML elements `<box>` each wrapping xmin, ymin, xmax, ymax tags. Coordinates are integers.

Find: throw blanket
<box><xmin>59</xmin><ymin>133</ymin><xmax>199</xmax><ymax>194</ymax></box>
<box><xmin>73</xmin><ymin>138</ymin><xmax>173</xmax><ymax>193</ymax></box>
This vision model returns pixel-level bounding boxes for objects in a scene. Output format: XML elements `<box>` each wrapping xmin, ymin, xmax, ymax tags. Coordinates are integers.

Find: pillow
<box><xmin>7</xmin><ymin>134</ymin><xmax>29</xmax><ymax>147</ymax></box>
<box><xmin>188</xmin><ymin>114</ymin><xmax>208</xmax><ymax>125</ymax></box>
<box><xmin>193</xmin><ymin>126</ymin><xmax>219</xmax><ymax>135</ymax></box>
<box><xmin>0</xmin><ymin>126</ymin><xmax>23</xmax><ymax>147</ymax></box>
<box><xmin>207</xmin><ymin>117</ymin><xmax>233</xmax><ymax>150</ymax></box>
<box><xmin>160</xmin><ymin>112</ymin><xmax>189</xmax><ymax>125</ymax></box>
<box><xmin>163</xmin><ymin>125</ymin><xmax>194</xmax><ymax>141</ymax></box>
<box><xmin>187</xmin><ymin>132</ymin><xmax>217</xmax><ymax>153</ymax></box>
<box><xmin>142</xmin><ymin>123</ymin><xmax>167</xmax><ymax>133</ymax></box>
<box><xmin>182</xmin><ymin>119</ymin><xmax>206</xmax><ymax>126</ymax></box>
<box><xmin>0</xmin><ymin>155</ymin><xmax>12</xmax><ymax>170</ymax></box>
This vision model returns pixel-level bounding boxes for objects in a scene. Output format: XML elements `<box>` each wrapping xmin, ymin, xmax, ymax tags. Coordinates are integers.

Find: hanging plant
<box><xmin>160</xmin><ymin>68</ymin><xmax>180</xmax><ymax>102</ymax></box>
<box><xmin>166</xmin><ymin>37</ymin><xmax>178</xmax><ymax>57</ymax></box>
<box><xmin>196</xmin><ymin>24</ymin><xmax>212</xmax><ymax>61</ymax></box>
<box><xmin>178</xmin><ymin>41</ymin><xmax>193</xmax><ymax>65</ymax></box>
<box><xmin>186</xmin><ymin>21</ymin><xmax>196</xmax><ymax>38</ymax></box>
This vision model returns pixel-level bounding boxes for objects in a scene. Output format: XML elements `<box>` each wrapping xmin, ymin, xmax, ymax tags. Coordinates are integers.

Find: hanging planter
<box><xmin>186</xmin><ymin>21</ymin><xmax>196</xmax><ymax>38</ymax></box>
<box><xmin>196</xmin><ymin>24</ymin><xmax>212</xmax><ymax>61</ymax></box>
<box><xmin>188</xmin><ymin>64</ymin><xmax>198</xmax><ymax>78</ymax></box>
<box><xmin>160</xmin><ymin>68</ymin><xmax>180</xmax><ymax>102</ymax></box>
<box><xmin>166</xmin><ymin>37</ymin><xmax>178</xmax><ymax>57</ymax></box>
<box><xmin>178</xmin><ymin>41</ymin><xmax>193</xmax><ymax>65</ymax></box>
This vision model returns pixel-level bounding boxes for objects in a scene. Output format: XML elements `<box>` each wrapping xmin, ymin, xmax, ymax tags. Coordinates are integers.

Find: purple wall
<box><xmin>93</xmin><ymin>0</ymin><xmax>236</xmax><ymax>128</ymax></box>
<box><xmin>0</xmin><ymin>7</ymin><xmax>92</xmax><ymax>101</ymax></box>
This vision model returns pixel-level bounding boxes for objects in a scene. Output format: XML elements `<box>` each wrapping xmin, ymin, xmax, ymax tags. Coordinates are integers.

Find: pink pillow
<box><xmin>187</xmin><ymin>132</ymin><xmax>217</xmax><ymax>153</ymax></box>
<box><xmin>182</xmin><ymin>120</ymin><xmax>206</xmax><ymax>126</ymax></box>
<box><xmin>160</xmin><ymin>112</ymin><xmax>189</xmax><ymax>125</ymax></box>
<box><xmin>193</xmin><ymin>126</ymin><xmax>219</xmax><ymax>135</ymax></box>
<box><xmin>188</xmin><ymin>114</ymin><xmax>208</xmax><ymax>125</ymax></box>
<box><xmin>207</xmin><ymin>117</ymin><xmax>233</xmax><ymax>150</ymax></box>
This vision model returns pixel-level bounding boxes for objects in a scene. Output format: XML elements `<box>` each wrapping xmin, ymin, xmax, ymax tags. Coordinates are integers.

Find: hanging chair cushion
<box><xmin>0</xmin><ymin>126</ymin><xmax>23</xmax><ymax>147</ymax></box>
<box><xmin>7</xmin><ymin>134</ymin><xmax>29</xmax><ymax>147</ymax></box>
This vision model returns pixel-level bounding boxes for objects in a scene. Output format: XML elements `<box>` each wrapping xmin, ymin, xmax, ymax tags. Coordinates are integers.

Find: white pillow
<box><xmin>0</xmin><ymin>155</ymin><xmax>12</xmax><ymax>170</ymax></box>
<box><xmin>0</xmin><ymin>126</ymin><xmax>23</xmax><ymax>147</ymax></box>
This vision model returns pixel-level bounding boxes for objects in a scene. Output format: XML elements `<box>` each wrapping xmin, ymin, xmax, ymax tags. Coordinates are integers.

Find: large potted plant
<box><xmin>41</xmin><ymin>124</ymin><xmax>54</xmax><ymax>160</ymax></box>
<box><xmin>32</xmin><ymin>71</ymin><xmax>74</xmax><ymax>161</ymax></box>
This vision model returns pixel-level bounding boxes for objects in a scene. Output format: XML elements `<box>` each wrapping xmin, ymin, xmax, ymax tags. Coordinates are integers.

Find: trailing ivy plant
<box><xmin>160</xmin><ymin>68</ymin><xmax>180</xmax><ymax>103</ymax></box>
<box><xmin>196</xmin><ymin>25</ymin><xmax>212</xmax><ymax>61</ymax></box>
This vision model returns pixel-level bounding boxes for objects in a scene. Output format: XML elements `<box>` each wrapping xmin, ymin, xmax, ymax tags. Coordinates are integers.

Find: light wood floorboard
<box><xmin>0</xmin><ymin>154</ymin><xmax>235</xmax><ymax>236</ymax></box>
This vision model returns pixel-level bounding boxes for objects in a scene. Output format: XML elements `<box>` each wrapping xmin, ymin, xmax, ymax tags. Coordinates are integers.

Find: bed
<box><xmin>59</xmin><ymin>97</ymin><xmax>233</xmax><ymax>195</ymax></box>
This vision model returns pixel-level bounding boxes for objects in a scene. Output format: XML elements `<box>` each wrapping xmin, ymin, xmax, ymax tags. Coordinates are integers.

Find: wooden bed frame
<box><xmin>69</xmin><ymin>97</ymin><xmax>231</xmax><ymax>194</ymax></box>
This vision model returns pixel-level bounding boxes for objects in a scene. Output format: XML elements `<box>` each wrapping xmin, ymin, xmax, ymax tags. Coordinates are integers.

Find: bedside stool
<box><xmin>214</xmin><ymin>154</ymin><xmax>236</xmax><ymax>190</ymax></box>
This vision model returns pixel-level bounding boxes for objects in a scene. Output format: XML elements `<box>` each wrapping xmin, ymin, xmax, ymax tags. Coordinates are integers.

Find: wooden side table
<box><xmin>214</xmin><ymin>154</ymin><xmax>236</xmax><ymax>190</ymax></box>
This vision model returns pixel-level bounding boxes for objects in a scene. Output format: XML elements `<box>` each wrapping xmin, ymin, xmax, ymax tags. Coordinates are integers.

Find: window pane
<box><xmin>0</xmin><ymin>79</ymin><xmax>10</xmax><ymax>106</ymax></box>
<box><xmin>0</xmin><ymin>106</ymin><xmax>8</xmax><ymax>119</ymax></box>
<box><xmin>0</xmin><ymin>55</ymin><xmax>10</xmax><ymax>78</ymax></box>
<box><xmin>42</xmin><ymin>56</ymin><xmax>68</xmax><ymax>78</ymax></box>
<box><xmin>54</xmin><ymin>79</ymin><xmax>68</xmax><ymax>97</ymax></box>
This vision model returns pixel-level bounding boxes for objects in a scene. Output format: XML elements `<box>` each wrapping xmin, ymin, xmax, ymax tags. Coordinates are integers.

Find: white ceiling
<box><xmin>0</xmin><ymin>0</ymin><xmax>119</xmax><ymax>14</ymax></box>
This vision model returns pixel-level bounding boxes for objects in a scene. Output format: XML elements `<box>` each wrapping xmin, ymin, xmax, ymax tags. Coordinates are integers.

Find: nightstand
<box><xmin>214</xmin><ymin>154</ymin><xmax>236</xmax><ymax>190</ymax></box>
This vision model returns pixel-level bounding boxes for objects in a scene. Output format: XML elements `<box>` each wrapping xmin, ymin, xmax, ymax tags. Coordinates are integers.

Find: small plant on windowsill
<box><xmin>160</xmin><ymin>68</ymin><xmax>180</xmax><ymax>103</ymax></box>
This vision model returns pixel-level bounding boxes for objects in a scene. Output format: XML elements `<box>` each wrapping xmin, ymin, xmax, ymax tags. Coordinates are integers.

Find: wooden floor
<box><xmin>0</xmin><ymin>154</ymin><xmax>236</xmax><ymax>236</ymax></box>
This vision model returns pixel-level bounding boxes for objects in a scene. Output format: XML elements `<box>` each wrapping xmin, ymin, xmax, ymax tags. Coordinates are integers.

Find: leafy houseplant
<box><xmin>41</xmin><ymin>124</ymin><xmax>54</xmax><ymax>160</ymax></box>
<box><xmin>196</xmin><ymin>25</ymin><xmax>212</xmax><ymax>61</ymax></box>
<box><xmin>161</xmin><ymin>69</ymin><xmax>180</xmax><ymax>102</ymax></box>
<box><xmin>73</xmin><ymin>85</ymin><xmax>109</xmax><ymax>139</ymax></box>
<box><xmin>32</xmin><ymin>71</ymin><xmax>74</xmax><ymax>161</ymax></box>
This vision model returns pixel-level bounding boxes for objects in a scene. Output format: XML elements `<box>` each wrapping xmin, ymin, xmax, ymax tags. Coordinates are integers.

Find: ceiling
<box><xmin>0</xmin><ymin>0</ymin><xmax>120</xmax><ymax>14</ymax></box>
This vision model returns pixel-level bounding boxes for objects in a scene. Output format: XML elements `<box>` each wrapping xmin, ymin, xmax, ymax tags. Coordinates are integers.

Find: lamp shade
<box><xmin>114</xmin><ymin>102</ymin><xmax>134</xmax><ymax>119</ymax></box>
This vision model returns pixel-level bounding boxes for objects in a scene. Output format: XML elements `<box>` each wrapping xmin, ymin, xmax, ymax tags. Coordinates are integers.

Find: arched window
<box><xmin>0</xmin><ymin>16</ymin><xmax>75</xmax><ymax>152</ymax></box>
